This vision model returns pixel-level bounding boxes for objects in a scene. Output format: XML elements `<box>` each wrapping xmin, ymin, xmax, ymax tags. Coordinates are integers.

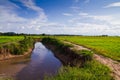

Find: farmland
<box><xmin>0</xmin><ymin>36</ymin><xmax>24</xmax><ymax>44</ymax></box>
<box><xmin>0</xmin><ymin>35</ymin><xmax>119</xmax><ymax>80</ymax></box>
<box><xmin>43</xmin><ymin>37</ymin><xmax>113</xmax><ymax>80</ymax></box>
<box><xmin>57</xmin><ymin>36</ymin><xmax>120</xmax><ymax>61</ymax></box>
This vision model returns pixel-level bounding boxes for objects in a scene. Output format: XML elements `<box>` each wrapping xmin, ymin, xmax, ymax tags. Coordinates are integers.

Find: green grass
<box><xmin>46</xmin><ymin>60</ymin><xmax>113</xmax><ymax>80</ymax></box>
<box><xmin>56</xmin><ymin>36</ymin><xmax>120</xmax><ymax>61</ymax></box>
<box><xmin>43</xmin><ymin>37</ymin><xmax>113</xmax><ymax>80</ymax></box>
<box><xmin>0</xmin><ymin>36</ymin><xmax>116</xmax><ymax>79</ymax></box>
<box><xmin>0</xmin><ymin>36</ymin><xmax>34</xmax><ymax>55</ymax></box>
<box><xmin>0</xmin><ymin>36</ymin><xmax>24</xmax><ymax>44</ymax></box>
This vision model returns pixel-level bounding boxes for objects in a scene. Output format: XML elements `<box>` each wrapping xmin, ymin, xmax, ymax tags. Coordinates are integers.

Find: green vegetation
<box><xmin>57</xmin><ymin>36</ymin><xmax>120</xmax><ymax>61</ymax></box>
<box><xmin>0</xmin><ymin>36</ymin><xmax>34</xmax><ymax>55</ymax></box>
<box><xmin>74</xmin><ymin>50</ymin><xmax>93</xmax><ymax>61</ymax></box>
<box><xmin>46</xmin><ymin>60</ymin><xmax>113</xmax><ymax>80</ymax></box>
<box><xmin>0</xmin><ymin>36</ymin><xmax>23</xmax><ymax>44</ymax></box>
<box><xmin>43</xmin><ymin>37</ymin><xmax>113</xmax><ymax>80</ymax></box>
<box><xmin>42</xmin><ymin>37</ymin><xmax>73</xmax><ymax>51</ymax></box>
<box><xmin>42</xmin><ymin>37</ymin><xmax>93</xmax><ymax>60</ymax></box>
<box><xmin>0</xmin><ymin>36</ymin><xmax>117</xmax><ymax>79</ymax></box>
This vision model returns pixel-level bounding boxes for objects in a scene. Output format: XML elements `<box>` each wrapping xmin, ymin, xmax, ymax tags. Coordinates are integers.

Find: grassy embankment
<box><xmin>0</xmin><ymin>36</ymin><xmax>34</xmax><ymax>55</ymax></box>
<box><xmin>57</xmin><ymin>36</ymin><xmax>120</xmax><ymax>61</ymax></box>
<box><xmin>42</xmin><ymin>37</ymin><xmax>113</xmax><ymax>80</ymax></box>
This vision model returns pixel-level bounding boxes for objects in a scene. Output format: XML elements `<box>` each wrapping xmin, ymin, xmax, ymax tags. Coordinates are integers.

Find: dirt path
<box><xmin>64</xmin><ymin>41</ymin><xmax>120</xmax><ymax>80</ymax></box>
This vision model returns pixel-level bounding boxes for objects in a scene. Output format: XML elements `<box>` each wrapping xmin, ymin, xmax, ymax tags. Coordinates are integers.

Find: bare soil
<box><xmin>64</xmin><ymin>41</ymin><xmax>120</xmax><ymax>80</ymax></box>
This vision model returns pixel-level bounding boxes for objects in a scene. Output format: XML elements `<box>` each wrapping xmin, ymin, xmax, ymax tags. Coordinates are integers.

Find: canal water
<box><xmin>0</xmin><ymin>42</ymin><xmax>62</xmax><ymax>80</ymax></box>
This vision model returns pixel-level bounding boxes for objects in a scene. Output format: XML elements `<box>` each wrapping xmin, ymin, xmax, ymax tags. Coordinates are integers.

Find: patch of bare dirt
<box><xmin>64</xmin><ymin>41</ymin><xmax>89</xmax><ymax>51</ymax></box>
<box><xmin>64</xmin><ymin>41</ymin><xmax>120</xmax><ymax>80</ymax></box>
<box><xmin>94</xmin><ymin>54</ymin><xmax>120</xmax><ymax>80</ymax></box>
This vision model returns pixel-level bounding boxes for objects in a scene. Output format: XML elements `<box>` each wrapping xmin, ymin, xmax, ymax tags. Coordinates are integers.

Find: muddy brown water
<box><xmin>0</xmin><ymin>42</ymin><xmax>62</xmax><ymax>80</ymax></box>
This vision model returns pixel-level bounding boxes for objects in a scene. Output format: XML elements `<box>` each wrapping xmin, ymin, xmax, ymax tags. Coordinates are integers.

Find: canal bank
<box><xmin>42</xmin><ymin>37</ymin><xmax>93</xmax><ymax>67</ymax></box>
<box><xmin>0</xmin><ymin>37</ymin><xmax>34</xmax><ymax>61</ymax></box>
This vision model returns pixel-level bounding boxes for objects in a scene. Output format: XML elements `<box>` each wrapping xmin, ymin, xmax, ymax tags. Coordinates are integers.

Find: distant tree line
<box><xmin>0</xmin><ymin>32</ymin><xmax>110</xmax><ymax>36</ymax></box>
<box><xmin>0</xmin><ymin>32</ymin><xmax>46</xmax><ymax>36</ymax></box>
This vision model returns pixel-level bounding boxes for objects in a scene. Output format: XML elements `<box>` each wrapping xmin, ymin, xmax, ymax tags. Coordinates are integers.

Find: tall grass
<box><xmin>0</xmin><ymin>37</ymin><xmax>34</xmax><ymax>55</ymax></box>
<box><xmin>46</xmin><ymin>60</ymin><xmax>113</xmax><ymax>80</ymax></box>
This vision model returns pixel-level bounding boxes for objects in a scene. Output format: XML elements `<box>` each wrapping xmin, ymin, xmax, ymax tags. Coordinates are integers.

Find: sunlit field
<box><xmin>56</xmin><ymin>36</ymin><xmax>120</xmax><ymax>61</ymax></box>
<box><xmin>0</xmin><ymin>36</ymin><xmax>24</xmax><ymax>44</ymax></box>
<box><xmin>42</xmin><ymin>37</ymin><xmax>113</xmax><ymax>80</ymax></box>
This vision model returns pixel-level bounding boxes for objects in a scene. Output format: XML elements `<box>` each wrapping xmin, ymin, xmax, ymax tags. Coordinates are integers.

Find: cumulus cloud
<box><xmin>62</xmin><ymin>13</ymin><xmax>73</xmax><ymax>16</ymax></box>
<box><xmin>67</xmin><ymin>12</ymin><xmax>120</xmax><ymax>35</ymax></box>
<box><xmin>39</xmin><ymin>22</ymin><xmax>119</xmax><ymax>35</ymax></box>
<box><xmin>105</xmin><ymin>2</ymin><xmax>120</xmax><ymax>8</ymax></box>
<box><xmin>0</xmin><ymin>0</ymin><xmax>47</xmax><ymax>33</ymax></box>
<box><xmin>78</xmin><ymin>12</ymin><xmax>88</xmax><ymax>16</ymax></box>
<box><xmin>20</xmin><ymin>0</ymin><xmax>47</xmax><ymax>21</ymax></box>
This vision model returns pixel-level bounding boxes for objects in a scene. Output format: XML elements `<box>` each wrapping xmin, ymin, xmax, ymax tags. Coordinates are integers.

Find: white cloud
<box><xmin>21</xmin><ymin>0</ymin><xmax>42</xmax><ymax>12</ymax></box>
<box><xmin>62</xmin><ymin>13</ymin><xmax>73</xmax><ymax>16</ymax></box>
<box><xmin>88</xmin><ymin>15</ymin><xmax>113</xmax><ymax>22</ymax></box>
<box><xmin>105</xmin><ymin>2</ymin><xmax>120</xmax><ymax>8</ymax></box>
<box><xmin>40</xmin><ymin>22</ymin><xmax>119</xmax><ymax>35</ymax></box>
<box><xmin>0</xmin><ymin>6</ymin><xmax>27</xmax><ymax>23</ymax></box>
<box><xmin>77</xmin><ymin>12</ymin><xmax>114</xmax><ymax>23</ymax></box>
<box><xmin>20</xmin><ymin>0</ymin><xmax>47</xmax><ymax>21</ymax></box>
<box><xmin>67</xmin><ymin>12</ymin><xmax>120</xmax><ymax>35</ymax></box>
<box><xmin>78</xmin><ymin>12</ymin><xmax>88</xmax><ymax>16</ymax></box>
<box><xmin>0</xmin><ymin>0</ymin><xmax>47</xmax><ymax>34</ymax></box>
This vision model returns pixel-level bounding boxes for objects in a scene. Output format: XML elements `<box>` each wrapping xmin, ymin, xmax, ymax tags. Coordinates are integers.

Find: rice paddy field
<box><xmin>0</xmin><ymin>36</ymin><xmax>24</xmax><ymax>44</ymax></box>
<box><xmin>57</xmin><ymin>36</ymin><xmax>120</xmax><ymax>61</ymax></box>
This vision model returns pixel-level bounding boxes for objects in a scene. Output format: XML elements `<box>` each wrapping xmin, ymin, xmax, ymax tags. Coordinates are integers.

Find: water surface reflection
<box><xmin>16</xmin><ymin>42</ymin><xmax>61</xmax><ymax>80</ymax></box>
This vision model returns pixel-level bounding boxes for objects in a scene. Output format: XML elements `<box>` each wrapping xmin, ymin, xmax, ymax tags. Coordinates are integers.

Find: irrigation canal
<box><xmin>0</xmin><ymin>42</ymin><xmax>62</xmax><ymax>80</ymax></box>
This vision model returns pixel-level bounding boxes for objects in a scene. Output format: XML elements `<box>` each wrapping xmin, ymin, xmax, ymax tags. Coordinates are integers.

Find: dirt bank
<box><xmin>0</xmin><ymin>37</ymin><xmax>35</xmax><ymax>61</ymax></box>
<box><xmin>42</xmin><ymin>38</ymin><xmax>92</xmax><ymax>67</ymax></box>
<box><xmin>0</xmin><ymin>48</ymin><xmax>32</xmax><ymax>61</ymax></box>
<box><xmin>44</xmin><ymin>44</ymin><xmax>84</xmax><ymax>67</ymax></box>
<box><xmin>94</xmin><ymin>54</ymin><xmax>120</xmax><ymax>80</ymax></box>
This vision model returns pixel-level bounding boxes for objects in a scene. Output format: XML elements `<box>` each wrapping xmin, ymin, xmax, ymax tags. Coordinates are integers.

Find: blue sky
<box><xmin>0</xmin><ymin>0</ymin><xmax>120</xmax><ymax>35</ymax></box>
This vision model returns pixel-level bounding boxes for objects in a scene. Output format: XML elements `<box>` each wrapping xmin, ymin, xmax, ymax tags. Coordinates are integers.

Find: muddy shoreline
<box><xmin>0</xmin><ymin>48</ymin><xmax>33</xmax><ymax>62</ymax></box>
